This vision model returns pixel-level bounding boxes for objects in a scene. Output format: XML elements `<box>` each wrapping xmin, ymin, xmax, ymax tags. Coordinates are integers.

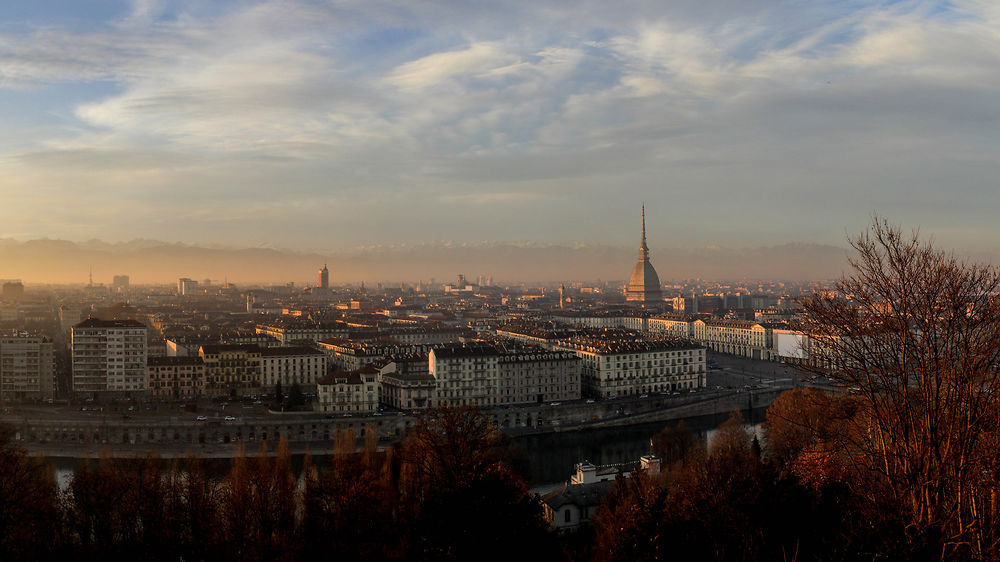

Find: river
<box><xmin>515</xmin><ymin>408</ymin><xmax>766</xmax><ymax>488</ymax></box>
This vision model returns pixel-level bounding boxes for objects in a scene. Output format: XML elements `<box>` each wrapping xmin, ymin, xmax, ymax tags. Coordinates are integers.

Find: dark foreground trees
<box><xmin>0</xmin><ymin>406</ymin><xmax>556</xmax><ymax>561</ymax></box>
<box><xmin>796</xmin><ymin>217</ymin><xmax>1000</xmax><ymax>559</ymax></box>
<box><xmin>592</xmin><ymin>411</ymin><xmax>853</xmax><ymax>562</ymax></box>
<box><xmin>0</xmin><ymin>427</ymin><xmax>60</xmax><ymax>561</ymax></box>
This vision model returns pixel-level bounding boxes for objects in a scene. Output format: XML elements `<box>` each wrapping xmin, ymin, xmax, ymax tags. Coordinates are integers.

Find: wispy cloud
<box><xmin>0</xmin><ymin>0</ymin><xmax>998</xmax><ymax>252</ymax></box>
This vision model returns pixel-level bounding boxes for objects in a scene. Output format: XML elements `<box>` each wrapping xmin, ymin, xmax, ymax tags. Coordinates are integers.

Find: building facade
<box><xmin>199</xmin><ymin>344</ymin><xmax>262</xmax><ymax>397</ymax></box>
<box><xmin>692</xmin><ymin>319</ymin><xmax>774</xmax><ymax>360</ymax></box>
<box><xmin>496</xmin><ymin>350</ymin><xmax>582</xmax><ymax>405</ymax></box>
<box><xmin>72</xmin><ymin>318</ymin><xmax>148</xmax><ymax>394</ymax></box>
<box><xmin>147</xmin><ymin>356</ymin><xmax>206</xmax><ymax>399</ymax></box>
<box><xmin>260</xmin><ymin>346</ymin><xmax>327</xmax><ymax>389</ymax></box>
<box><xmin>256</xmin><ymin>321</ymin><xmax>349</xmax><ymax>345</ymax></box>
<box><xmin>429</xmin><ymin>345</ymin><xmax>500</xmax><ymax>408</ymax></box>
<box><xmin>555</xmin><ymin>334</ymin><xmax>705</xmax><ymax>398</ymax></box>
<box><xmin>379</xmin><ymin>369</ymin><xmax>437</xmax><ymax>411</ymax></box>
<box><xmin>318</xmin><ymin>263</ymin><xmax>329</xmax><ymax>289</ymax></box>
<box><xmin>316</xmin><ymin>366</ymin><xmax>379</xmax><ymax>415</ymax></box>
<box><xmin>0</xmin><ymin>333</ymin><xmax>56</xmax><ymax>400</ymax></box>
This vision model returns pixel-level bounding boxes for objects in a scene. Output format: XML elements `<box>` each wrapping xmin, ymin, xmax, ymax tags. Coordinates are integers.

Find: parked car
<box><xmin>196</xmin><ymin>415</ymin><xmax>207</xmax><ymax>421</ymax></box>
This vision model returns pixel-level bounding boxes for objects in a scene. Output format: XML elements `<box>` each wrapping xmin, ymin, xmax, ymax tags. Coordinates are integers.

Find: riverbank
<box><xmin>17</xmin><ymin>385</ymin><xmax>789</xmax><ymax>460</ymax></box>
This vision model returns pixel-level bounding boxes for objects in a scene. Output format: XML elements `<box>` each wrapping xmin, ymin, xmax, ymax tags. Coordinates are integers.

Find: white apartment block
<box><xmin>555</xmin><ymin>336</ymin><xmax>705</xmax><ymax>399</ymax></box>
<box><xmin>647</xmin><ymin>316</ymin><xmax>693</xmax><ymax>338</ymax></box>
<box><xmin>255</xmin><ymin>321</ymin><xmax>349</xmax><ymax>345</ymax></box>
<box><xmin>0</xmin><ymin>333</ymin><xmax>56</xmax><ymax>400</ymax></box>
<box><xmin>317</xmin><ymin>339</ymin><xmax>433</xmax><ymax>372</ymax></box>
<box><xmin>316</xmin><ymin>366</ymin><xmax>379</xmax><ymax>415</ymax></box>
<box><xmin>429</xmin><ymin>345</ymin><xmax>500</xmax><ymax>408</ymax></box>
<box><xmin>260</xmin><ymin>346</ymin><xmax>327</xmax><ymax>389</ymax></box>
<box><xmin>379</xmin><ymin>369</ymin><xmax>437</xmax><ymax>410</ymax></box>
<box><xmin>72</xmin><ymin>318</ymin><xmax>148</xmax><ymax>394</ymax></box>
<box><xmin>497</xmin><ymin>350</ymin><xmax>582</xmax><ymax>405</ymax></box>
<box><xmin>692</xmin><ymin>319</ymin><xmax>774</xmax><ymax>360</ymax></box>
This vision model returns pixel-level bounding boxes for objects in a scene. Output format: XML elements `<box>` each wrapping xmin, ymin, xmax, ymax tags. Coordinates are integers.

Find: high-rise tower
<box><xmin>319</xmin><ymin>264</ymin><xmax>329</xmax><ymax>289</ymax></box>
<box><xmin>625</xmin><ymin>205</ymin><xmax>663</xmax><ymax>305</ymax></box>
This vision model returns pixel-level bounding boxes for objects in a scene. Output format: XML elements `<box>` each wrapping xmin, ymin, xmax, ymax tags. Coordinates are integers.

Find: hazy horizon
<box><xmin>0</xmin><ymin>235</ymin><xmax>855</xmax><ymax>285</ymax></box>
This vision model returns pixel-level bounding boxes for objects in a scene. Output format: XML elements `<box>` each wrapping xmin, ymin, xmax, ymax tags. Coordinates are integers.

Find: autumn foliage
<box><xmin>0</xmin><ymin>406</ymin><xmax>554</xmax><ymax>561</ymax></box>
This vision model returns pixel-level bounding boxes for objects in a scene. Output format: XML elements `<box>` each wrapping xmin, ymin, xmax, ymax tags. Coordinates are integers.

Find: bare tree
<box><xmin>797</xmin><ymin>217</ymin><xmax>1000</xmax><ymax>558</ymax></box>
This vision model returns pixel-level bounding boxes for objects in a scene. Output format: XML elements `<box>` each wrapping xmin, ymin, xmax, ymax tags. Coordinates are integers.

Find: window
<box><xmin>564</xmin><ymin>509</ymin><xmax>571</xmax><ymax>523</ymax></box>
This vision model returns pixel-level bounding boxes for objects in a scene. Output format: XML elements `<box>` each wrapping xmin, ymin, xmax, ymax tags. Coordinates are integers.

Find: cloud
<box><xmin>385</xmin><ymin>43</ymin><xmax>520</xmax><ymax>90</ymax></box>
<box><xmin>0</xmin><ymin>0</ymin><xmax>998</xmax><ymax>253</ymax></box>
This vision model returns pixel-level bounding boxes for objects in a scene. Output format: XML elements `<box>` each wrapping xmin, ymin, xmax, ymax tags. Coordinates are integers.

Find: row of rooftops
<box><xmin>695</xmin><ymin>319</ymin><xmax>787</xmax><ymax>329</ymax></box>
<box><xmin>316</xmin><ymin>365</ymin><xmax>379</xmax><ymax>386</ymax></box>
<box><xmin>196</xmin><ymin>344</ymin><xmax>324</xmax><ymax>356</ymax></box>
<box><xmin>74</xmin><ymin>318</ymin><xmax>146</xmax><ymax>329</ymax></box>
<box><xmin>555</xmin><ymin>333</ymin><xmax>702</xmax><ymax>354</ymax></box>
<box><xmin>317</xmin><ymin>340</ymin><xmax>437</xmax><ymax>356</ymax></box>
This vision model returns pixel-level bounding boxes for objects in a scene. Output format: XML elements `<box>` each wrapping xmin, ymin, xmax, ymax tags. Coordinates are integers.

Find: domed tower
<box><xmin>625</xmin><ymin>206</ymin><xmax>663</xmax><ymax>305</ymax></box>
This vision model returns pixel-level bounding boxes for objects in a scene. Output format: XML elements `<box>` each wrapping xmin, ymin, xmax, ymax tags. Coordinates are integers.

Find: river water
<box><xmin>515</xmin><ymin>408</ymin><xmax>766</xmax><ymax>488</ymax></box>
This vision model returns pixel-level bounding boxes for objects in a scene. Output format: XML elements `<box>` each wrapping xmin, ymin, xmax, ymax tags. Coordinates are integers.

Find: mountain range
<box><xmin>0</xmin><ymin>238</ymin><xmax>859</xmax><ymax>286</ymax></box>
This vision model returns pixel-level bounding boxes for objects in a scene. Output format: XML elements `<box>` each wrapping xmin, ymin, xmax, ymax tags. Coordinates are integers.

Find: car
<box><xmin>225</xmin><ymin>415</ymin><xmax>236</xmax><ymax>421</ymax></box>
<box><xmin>585</xmin><ymin>399</ymin><xmax>595</xmax><ymax>404</ymax></box>
<box><xmin>196</xmin><ymin>415</ymin><xmax>208</xmax><ymax>421</ymax></box>
<box><xmin>639</xmin><ymin>394</ymin><xmax>648</xmax><ymax>398</ymax></box>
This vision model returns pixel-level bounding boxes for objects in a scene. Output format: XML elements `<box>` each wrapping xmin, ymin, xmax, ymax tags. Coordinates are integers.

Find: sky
<box><xmin>1</xmin><ymin>0</ymin><xmax>998</xmax><ymax>253</ymax></box>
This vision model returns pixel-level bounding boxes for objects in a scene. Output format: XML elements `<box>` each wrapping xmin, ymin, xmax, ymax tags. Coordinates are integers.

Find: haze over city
<box><xmin>2</xmin><ymin>0</ymin><xmax>998</xmax><ymax>258</ymax></box>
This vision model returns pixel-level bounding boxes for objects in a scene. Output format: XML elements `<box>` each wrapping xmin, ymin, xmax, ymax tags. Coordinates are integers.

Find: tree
<box><xmin>0</xmin><ymin>426</ymin><xmax>61</xmax><ymax>560</ymax></box>
<box><xmin>796</xmin><ymin>217</ymin><xmax>1000</xmax><ymax>558</ymax></box>
<box><xmin>286</xmin><ymin>383</ymin><xmax>305</xmax><ymax>409</ymax></box>
<box><xmin>650</xmin><ymin>420</ymin><xmax>696</xmax><ymax>466</ymax></box>
<box><xmin>400</xmin><ymin>406</ymin><xmax>556</xmax><ymax>560</ymax></box>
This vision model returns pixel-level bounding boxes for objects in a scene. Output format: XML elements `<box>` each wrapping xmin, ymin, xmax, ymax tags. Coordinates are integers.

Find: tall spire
<box><xmin>638</xmin><ymin>204</ymin><xmax>649</xmax><ymax>261</ymax></box>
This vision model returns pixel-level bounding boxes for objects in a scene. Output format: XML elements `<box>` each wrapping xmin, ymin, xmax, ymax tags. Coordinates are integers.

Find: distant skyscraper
<box><xmin>625</xmin><ymin>206</ymin><xmax>663</xmax><ymax>305</ymax></box>
<box><xmin>112</xmin><ymin>275</ymin><xmax>130</xmax><ymax>293</ymax></box>
<box><xmin>319</xmin><ymin>264</ymin><xmax>329</xmax><ymax>289</ymax></box>
<box><xmin>178</xmin><ymin>278</ymin><xmax>198</xmax><ymax>296</ymax></box>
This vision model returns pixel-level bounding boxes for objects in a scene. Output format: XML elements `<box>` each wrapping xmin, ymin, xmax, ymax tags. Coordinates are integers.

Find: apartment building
<box><xmin>0</xmin><ymin>333</ymin><xmax>56</xmax><ymax>400</ymax></box>
<box><xmin>72</xmin><ymin>318</ymin><xmax>148</xmax><ymax>394</ymax></box>
<box><xmin>199</xmin><ymin>344</ymin><xmax>262</xmax><ymax>397</ymax></box>
<box><xmin>315</xmin><ymin>365</ymin><xmax>379</xmax><ymax>415</ymax></box>
<box><xmin>147</xmin><ymin>356</ymin><xmax>206</xmax><ymax>399</ymax></box>
<box><xmin>554</xmin><ymin>334</ymin><xmax>705</xmax><ymax>398</ymax></box>
<box><xmin>496</xmin><ymin>350</ymin><xmax>582</xmax><ymax>405</ymax></box>
<box><xmin>692</xmin><ymin>319</ymin><xmax>774</xmax><ymax>360</ymax></box>
<box><xmin>260</xmin><ymin>346</ymin><xmax>327</xmax><ymax>389</ymax></box>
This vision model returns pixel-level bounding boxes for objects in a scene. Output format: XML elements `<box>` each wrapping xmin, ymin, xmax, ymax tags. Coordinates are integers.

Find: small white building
<box><xmin>315</xmin><ymin>366</ymin><xmax>379</xmax><ymax>415</ymax></box>
<box><xmin>542</xmin><ymin>455</ymin><xmax>661</xmax><ymax>533</ymax></box>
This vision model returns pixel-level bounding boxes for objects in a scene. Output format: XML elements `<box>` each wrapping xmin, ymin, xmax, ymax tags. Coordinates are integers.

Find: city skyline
<box><xmin>1</xmin><ymin>1</ymin><xmax>999</xmax><ymax>252</ymax></box>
